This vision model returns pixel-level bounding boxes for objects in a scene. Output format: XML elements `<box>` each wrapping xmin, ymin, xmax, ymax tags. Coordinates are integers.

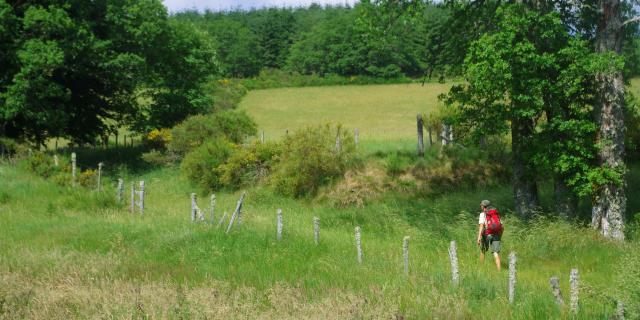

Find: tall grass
<box><xmin>0</xmin><ymin>160</ymin><xmax>636</xmax><ymax>318</ymax></box>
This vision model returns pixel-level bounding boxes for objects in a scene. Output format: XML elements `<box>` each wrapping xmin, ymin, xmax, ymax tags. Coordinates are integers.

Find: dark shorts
<box><xmin>481</xmin><ymin>234</ymin><xmax>501</xmax><ymax>253</ymax></box>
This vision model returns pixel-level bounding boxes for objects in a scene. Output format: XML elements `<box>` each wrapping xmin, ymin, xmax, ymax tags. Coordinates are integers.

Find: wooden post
<box><xmin>276</xmin><ymin>209</ymin><xmax>283</xmax><ymax>241</ymax></box>
<box><xmin>441</xmin><ymin>123</ymin><xmax>448</xmax><ymax>146</ymax></box>
<box><xmin>53</xmin><ymin>154</ymin><xmax>59</xmax><ymax>167</ymax></box>
<box><xmin>417</xmin><ymin>115</ymin><xmax>424</xmax><ymax>156</ymax></box>
<box><xmin>71</xmin><ymin>152</ymin><xmax>77</xmax><ymax>186</ymax></box>
<box><xmin>403</xmin><ymin>236</ymin><xmax>410</xmax><ymax>276</ymax></box>
<box><xmin>549</xmin><ymin>276</ymin><xmax>564</xmax><ymax>306</ymax></box>
<box><xmin>313</xmin><ymin>216</ymin><xmax>320</xmax><ymax>245</ymax></box>
<box><xmin>225</xmin><ymin>192</ymin><xmax>246</xmax><ymax>234</ymax></box>
<box><xmin>117</xmin><ymin>178</ymin><xmax>124</xmax><ymax>202</ymax></box>
<box><xmin>97</xmin><ymin>162</ymin><xmax>103</xmax><ymax>192</ymax></box>
<box><xmin>570</xmin><ymin>268</ymin><xmax>579</xmax><ymax>313</ymax></box>
<box><xmin>55</xmin><ymin>138</ymin><xmax>58</xmax><ymax>150</ymax></box>
<box><xmin>449</xmin><ymin>240</ymin><xmax>459</xmax><ymax>285</ymax></box>
<box><xmin>508</xmin><ymin>252</ymin><xmax>517</xmax><ymax>304</ymax></box>
<box><xmin>616</xmin><ymin>300</ymin><xmax>625</xmax><ymax>320</ymax></box>
<box><xmin>130</xmin><ymin>182</ymin><xmax>135</xmax><ymax>213</ymax></box>
<box><xmin>191</xmin><ymin>193</ymin><xmax>197</xmax><ymax>222</ymax></box>
<box><xmin>355</xmin><ymin>226</ymin><xmax>363</xmax><ymax>264</ymax></box>
<box><xmin>138</xmin><ymin>181</ymin><xmax>144</xmax><ymax>215</ymax></box>
<box><xmin>448</xmin><ymin>126</ymin><xmax>454</xmax><ymax>143</ymax></box>
<box><xmin>210</xmin><ymin>194</ymin><xmax>216</xmax><ymax>223</ymax></box>
<box><xmin>130</xmin><ymin>135</ymin><xmax>134</xmax><ymax>147</ymax></box>
<box><xmin>260</xmin><ymin>130</ymin><xmax>265</xmax><ymax>143</ymax></box>
<box><xmin>427</xmin><ymin>125</ymin><xmax>433</xmax><ymax>146</ymax></box>
<box><xmin>335</xmin><ymin>127</ymin><xmax>341</xmax><ymax>152</ymax></box>
<box><xmin>354</xmin><ymin>128</ymin><xmax>359</xmax><ymax>149</ymax></box>
<box><xmin>115</xmin><ymin>132</ymin><xmax>118</xmax><ymax>148</ymax></box>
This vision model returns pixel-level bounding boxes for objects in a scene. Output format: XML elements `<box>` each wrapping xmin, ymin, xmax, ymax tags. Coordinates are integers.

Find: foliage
<box><xmin>270</xmin><ymin>124</ymin><xmax>359</xmax><ymax>197</ymax></box>
<box><xmin>0</xmin><ymin>0</ymin><xmax>218</xmax><ymax>145</ymax></box>
<box><xmin>241</xmin><ymin>68</ymin><xmax>412</xmax><ymax>90</ymax></box>
<box><xmin>168</xmin><ymin>110</ymin><xmax>256</xmax><ymax>156</ymax></box>
<box><xmin>209</xmin><ymin>78</ymin><xmax>249</xmax><ymax>110</ymax></box>
<box><xmin>141</xmin><ymin>149</ymin><xmax>178</xmax><ymax>167</ymax></box>
<box><xmin>626</xmin><ymin>90</ymin><xmax>640</xmax><ymax>158</ymax></box>
<box><xmin>144</xmin><ymin>129</ymin><xmax>172</xmax><ymax>150</ymax></box>
<box><xmin>23</xmin><ymin>152</ymin><xmax>58</xmax><ymax>178</ymax></box>
<box><xmin>320</xmin><ymin>163</ymin><xmax>388</xmax><ymax>208</ymax></box>
<box><xmin>218</xmin><ymin>141</ymin><xmax>281</xmax><ymax>190</ymax></box>
<box><xmin>180</xmin><ymin>138</ymin><xmax>236</xmax><ymax>190</ymax></box>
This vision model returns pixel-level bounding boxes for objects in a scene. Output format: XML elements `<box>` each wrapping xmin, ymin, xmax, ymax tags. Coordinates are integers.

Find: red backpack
<box><xmin>484</xmin><ymin>208</ymin><xmax>503</xmax><ymax>236</ymax></box>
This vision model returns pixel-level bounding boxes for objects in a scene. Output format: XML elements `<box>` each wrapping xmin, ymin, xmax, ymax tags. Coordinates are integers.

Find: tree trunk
<box><xmin>592</xmin><ymin>0</ymin><xmax>626</xmax><ymax>240</ymax></box>
<box><xmin>511</xmin><ymin>117</ymin><xmax>539</xmax><ymax>218</ymax></box>
<box><xmin>554</xmin><ymin>177</ymin><xmax>577</xmax><ymax>219</ymax></box>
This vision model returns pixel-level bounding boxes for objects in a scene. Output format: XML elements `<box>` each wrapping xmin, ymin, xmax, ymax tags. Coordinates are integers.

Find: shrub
<box><xmin>144</xmin><ymin>128</ymin><xmax>172</xmax><ymax>150</ymax></box>
<box><xmin>169</xmin><ymin>110</ymin><xmax>256</xmax><ymax>156</ymax></box>
<box><xmin>218</xmin><ymin>140</ymin><xmax>281</xmax><ymax>189</ymax></box>
<box><xmin>270</xmin><ymin>124</ymin><xmax>359</xmax><ymax>197</ymax></box>
<box><xmin>320</xmin><ymin>163</ymin><xmax>388</xmax><ymax>208</ymax></box>
<box><xmin>210</xmin><ymin>78</ymin><xmax>249</xmax><ymax>110</ymax></box>
<box><xmin>78</xmin><ymin>169</ymin><xmax>98</xmax><ymax>189</ymax></box>
<box><xmin>24</xmin><ymin>152</ymin><xmax>59</xmax><ymax>178</ymax></box>
<box><xmin>141</xmin><ymin>150</ymin><xmax>179</xmax><ymax>167</ymax></box>
<box><xmin>181</xmin><ymin>138</ymin><xmax>237</xmax><ymax>190</ymax></box>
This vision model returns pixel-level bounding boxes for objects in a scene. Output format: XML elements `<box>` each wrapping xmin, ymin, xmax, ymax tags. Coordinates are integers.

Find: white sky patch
<box><xmin>163</xmin><ymin>0</ymin><xmax>357</xmax><ymax>12</ymax></box>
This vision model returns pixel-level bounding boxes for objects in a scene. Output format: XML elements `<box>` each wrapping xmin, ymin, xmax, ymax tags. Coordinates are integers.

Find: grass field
<box><xmin>1</xmin><ymin>82</ymin><xmax>639</xmax><ymax>318</ymax></box>
<box><xmin>239</xmin><ymin>83</ymin><xmax>452</xmax><ymax>142</ymax></box>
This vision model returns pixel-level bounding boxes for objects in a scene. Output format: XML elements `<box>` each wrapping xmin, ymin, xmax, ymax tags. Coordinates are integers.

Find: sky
<box><xmin>163</xmin><ymin>0</ymin><xmax>357</xmax><ymax>12</ymax></box>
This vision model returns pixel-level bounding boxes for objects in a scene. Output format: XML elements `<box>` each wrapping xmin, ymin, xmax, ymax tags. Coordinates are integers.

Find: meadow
<box><xmin>1</xmin><ymin>82</ymin><xmax>638</xmax><ymax>319</ymax></box>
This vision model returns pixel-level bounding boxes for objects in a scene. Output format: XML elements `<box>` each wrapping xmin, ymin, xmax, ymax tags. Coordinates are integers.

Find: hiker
<box><xmin>477</xmin><ymin>200</ymin><xmax>502</xmax><ymax>271</ymax></box>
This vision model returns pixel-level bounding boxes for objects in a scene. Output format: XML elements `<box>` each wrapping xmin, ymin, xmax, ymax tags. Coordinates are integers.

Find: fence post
<box><xmin>71</xmin><ymin>152</ymin><xmax>77</xmax><ymax>186</ymax></box>
<box><xmin>335</xmin><ymin>128</ymin><xmax>341</xmax><ymax>152</ymax></box>
<box><xmin>138</xmin><ymin>181</ymin><xmax>144</xmax><ymax>215</ymax></box>
<box><xmin>355</xmin><ymin>226</ymin><xmax>363</xmax><ymax>264</ymax></box>
<box><xmin>191</xmin><ymin>193</ymin><xmax>197</xmax><ymax>222</ymax></box>
<box><xmin>210</xmin><ymin>194</ymin><xmax>216</xmax><ymax>223</ymax></box>
<box><xmin>97</xmin><ymin>162</ymin><xmax>103</xmax><ymax>192</ymax></box>
<box><xmin>403</xmin><ymin>236</ymin><xmax>410</xmax><ymax>276</ymax></box>
<box><xmin>261</xmin><ymin>130</ymin><xmax>265</xmax><ymax>143</ymax></box>
<box><xmin>428</xmin><ymin>125</ymin><xmax>433</xmax><ymax>146</ymax></box>
<box><xmin>276</xmin><ymin>209</ymin><xmax>283</xmax><ymax>241</ymax></box>
<box><xmin>549</xmin><ymin>276</ymin><xmax>564</xmax><ymax>306</ymax></box>
<box><xmin>54</xmin><ymin>155</ymin><xmax>59</xmax><ymax>167</ymax></box>
<box><xmin>616</xmin><ymin>300</ymin><xmax>625</xmax><ymax>320</ymax></box>
<box><xmin>117</xmin><ymin>178</ymin><xmax>123</xmax><ymax>202</ymax></box>
<box><xmin>449</xmin><ymin>240</ymin><xmax>459</xmax><ymax>285</ymax></box>
<box><xmin>570</xmin><ymin>268</ymin><xmax>579</xmax><ymax>314</ymax></box>
<box><xmin>313</xmin><ymin>216</ymin><xmax>320</xmax><ymax>245</ymax></box>
<box><xmin>508</xmin><ymin>252</ymin><xmax>517</xmax><ymax>303</ymax></box>
<box><xmin>417</xmin><ymin>115</ymin><xmax>424</xmax><ymax>156</ymax></box>
<box><xmin>130</xmin><ymin>182</ymin><xmax>135</xmax><ymax>213</ymax></box>
<box><xmin>225</xmin><ymin>192</ymin><xmax>246</xmax><ymax>234</ymax></box>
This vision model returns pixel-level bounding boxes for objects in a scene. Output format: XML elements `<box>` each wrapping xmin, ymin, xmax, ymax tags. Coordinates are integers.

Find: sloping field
<box><xmin>239</xmin><ymin>83</ymin><xmax>452</xmax><ymax>141</ymax></box>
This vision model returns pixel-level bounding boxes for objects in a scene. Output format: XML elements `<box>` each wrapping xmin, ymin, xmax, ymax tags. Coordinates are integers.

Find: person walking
<box><xmin>477</xmin><ymin>200</ymin><xmax>503</xmax><ymax>271</ymax></box>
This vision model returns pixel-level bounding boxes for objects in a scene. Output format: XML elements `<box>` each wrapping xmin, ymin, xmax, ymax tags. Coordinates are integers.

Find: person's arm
<box><xmin>477</xmin><ymin>223</ymin><xmax>484</xmax><ymax>246</ymax></box>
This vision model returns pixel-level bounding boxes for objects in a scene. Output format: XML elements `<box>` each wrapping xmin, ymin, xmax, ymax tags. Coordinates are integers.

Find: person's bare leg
<box><xmin>493</xmin><ymin>252</ymin><xmax>501</xmax><ymax>271</ymax></box>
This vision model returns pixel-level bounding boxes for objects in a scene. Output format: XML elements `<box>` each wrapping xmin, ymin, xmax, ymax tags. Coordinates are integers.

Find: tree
<box><xmin>442</xmin><ymin>5</ymin><xmax>604</xmax><ymax>218</ymax></box>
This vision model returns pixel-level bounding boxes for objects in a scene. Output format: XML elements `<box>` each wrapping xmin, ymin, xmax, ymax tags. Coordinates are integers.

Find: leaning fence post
<box><xmin>449</xmin><ymin>240</ymin><xmax>459</xmax><ymax>285</ymax></box>
<box><xmin>403</xmin><ymin>236</ymin><xmax>410</xmax><ymax>276</ymax></box>
<box><xmin>276</xmin><ymin>209</ymin><xmax>283</xmax><ymax>241</ymax></box>
<box><xmin>355</xmin><ymin>226</ymin><xmax>363</xmax><ymax>264</ymax></box>
<box><xmin>130</xmin><ymin>182</ymin><xmax>135</xmax><ymax>213</ymax></box>
<box><xmin>190</xmin><ymin>193</ymin><xmax>197</xmax><ymax>222</ymax></box>
<box><xmin>138</xmin><ymin>181</ymin><xmax>145</xmax><ymax>215</ymax></box>
<box><xmin>225</xmin><ymin>192</ymin><xmax>246</xmax><ymax>234</ymax></box>
<box><xmin>210</xmin><ymin>194</ymin><xmax>216</xmax><ymax>223</ymax></box>
<box><xmin>97</xmin><ymin>162</ymin><xmax>103</xmax><ymax>192</ymax></box>
<box><xmin>116</xmin><ymin>178</ymin><xmax>124</xmax><ymax>202</ymax></box>
<box><xmin>549</xmin><ymin>276</ymin><xmax>564</xmax><ymax>306</ymax></box>
<box><xmin>508</xmin><ymin>252</ymin><xmax>517</xmax><ymax>303</ymax></box>
<box><xmin>71</xmin><ymin>152</ymin><xmax>77</xmax><ymax>186</ymax></box>
<box><xmin>313</xmin><ymin>216</ymin><xmax>320</xmax><ymax>245</ymax></box>
<box><xmin>417</xmin><ymin>114</ymin><xmax>424</xmax><ymax>156</ymax></box>
<box><xmin>570</xmin><ymin>268</ymin><xmax>579</xmax><ymax>314</ymax></box>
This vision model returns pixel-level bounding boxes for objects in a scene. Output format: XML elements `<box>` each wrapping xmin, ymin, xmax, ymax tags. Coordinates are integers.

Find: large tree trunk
<box><xmin>511</xmin><ymin>117</ymin><xmax>540</xmax><ymax>218</ymax></box>
<box><xmin>592</xmin><ymin>0</ymin><xmax>626</xmax><ymax>240</ymax></box>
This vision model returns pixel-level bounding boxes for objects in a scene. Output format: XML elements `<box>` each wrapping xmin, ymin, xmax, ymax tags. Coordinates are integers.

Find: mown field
<box><xmin>1</xmin><ymin>82</ymin><xmax>639</xmax><ymax>319</ymax></box>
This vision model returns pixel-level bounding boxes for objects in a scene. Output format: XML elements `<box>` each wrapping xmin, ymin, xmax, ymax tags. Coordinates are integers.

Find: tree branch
<box><xmin>622</xmin><ymin>16</ymin><xmax>640</xmax><ymax>26</ymax></box>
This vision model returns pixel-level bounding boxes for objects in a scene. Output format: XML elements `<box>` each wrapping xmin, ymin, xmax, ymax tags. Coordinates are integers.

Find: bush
<box><xmin>144</xmin><ymin>128</ymin><xmax>172</xmax><ymax>150</ymax></box>
<box><xmin>218</xmin><ymin>141</ymin><xmax>281</xmax><ymax>189</ymax></box>
<box><xmin>209</xmin><ymin>78</ymin><xmax>249</xmax><ymax>110</ymax></box>
<box><xmin>270</xmin><ymin>124</ymin><xmax>359</xmax><ymax>197</ymax></box>
<box><xmin>24</xmin><ymin>152</ymin><xmax>59</xmax><ymax>178</ymax></box>
<box><xmin>141</xmin><ymin>150</ymin><xmax>179</xmax><ymax>167</ymax></box>
<box><xmin>320</xmin><ymin>163</ymin><xmax>388</xmax><ymax>208</ymax></box>
<box><xmin>181</xmin><ymin>138</ymin><xmax>237</xmax><ymax>190</ymax></box>
<box><xmin>169</xmin><ymin>110</ymin><xmax>256</xmax><ymax>156</ymax></box>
